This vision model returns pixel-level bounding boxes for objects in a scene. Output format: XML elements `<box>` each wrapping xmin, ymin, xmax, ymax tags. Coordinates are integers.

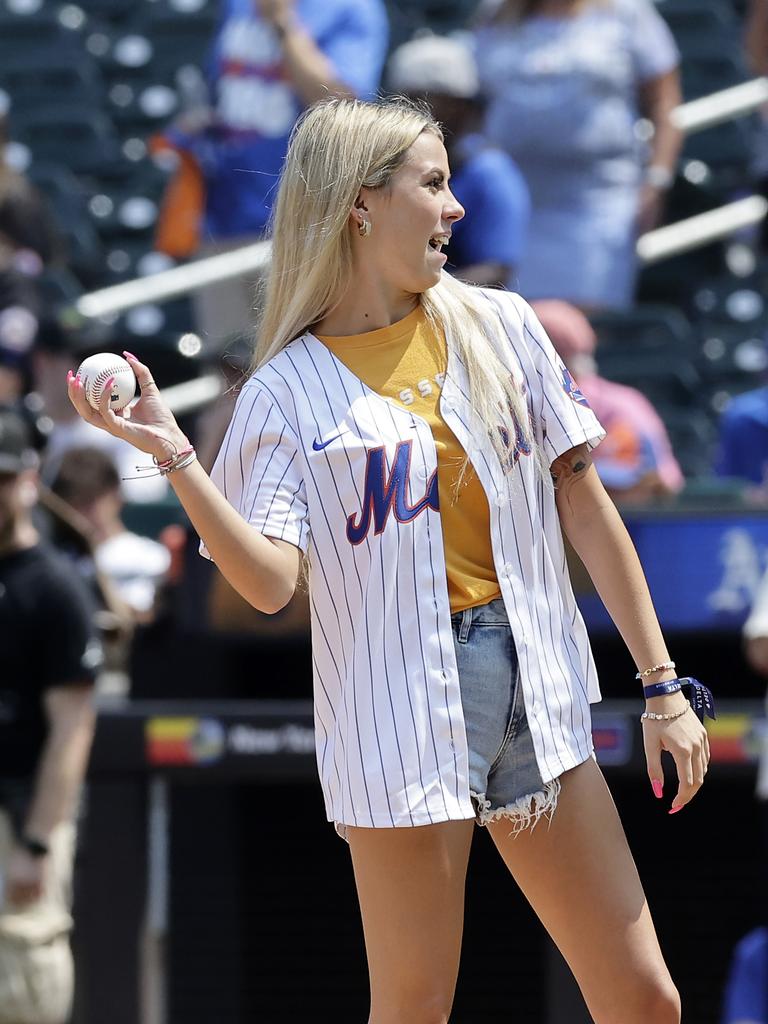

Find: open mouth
<box><xmin>428</xmin><ymin>233</ymin><xmax>451</xmax><ymax>252</ymax></box>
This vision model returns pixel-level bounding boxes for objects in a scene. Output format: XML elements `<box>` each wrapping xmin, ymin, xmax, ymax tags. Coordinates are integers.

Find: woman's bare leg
<box><xmin>488</xmin><ymin>757</ymin><xmax>680</xmax><ymax>1024</ymax></box>
<box><xmin>346</xmin><ymin>819</ymin><xmax>475</xmax><ymax>1024</ymax></box>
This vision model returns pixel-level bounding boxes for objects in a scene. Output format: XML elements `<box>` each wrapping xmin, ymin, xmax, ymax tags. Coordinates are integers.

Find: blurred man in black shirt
<box><xmin>0</xmin><ymin>405</ymin><xmax>100</xmax><ymax>1024</ymax></box>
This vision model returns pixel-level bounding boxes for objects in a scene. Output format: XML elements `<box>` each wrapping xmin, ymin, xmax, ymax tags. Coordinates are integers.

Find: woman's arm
<box><xmin>257</xmin><ymin>0</ymin><xmax>355</xmax><ymax>107</ymax></box>
<box><xmin>553</xmin><ymin>443</ymin><xmax>709</xmax><ymax>810</ymax></box>
<box><xmin>745</xmin><ymin>0</ymin><xmax>768</xmax><ymax>76</ymax></box>
<box><xmin>67</xmin><ymin>357</ymin><xmax>299</xmax><ymax>615</ymax></box>
<box><xmin>637</xmin><ymin>69</ymin><xmax>683</xmax><ymax>233</ymax></box>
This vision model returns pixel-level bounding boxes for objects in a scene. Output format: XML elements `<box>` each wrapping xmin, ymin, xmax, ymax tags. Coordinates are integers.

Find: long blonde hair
<box><xmin>252</xmin><ymin>96</ymin><xmax>537</xmax><ymax>476</ymax></box>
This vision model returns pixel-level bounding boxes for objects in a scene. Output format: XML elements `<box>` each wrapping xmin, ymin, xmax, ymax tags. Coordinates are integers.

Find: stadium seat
<box><xmin>14</xmin><ymin>105</ymin><xmax>125</xmax><ymax>178</ymax></box>
<box><xmin>0</xmin><ymin>51</ymin><xmax>104</xmax><ymax>112</ymax></box>
<box><xmin>695</xmin><ymin>322</ymin><xmax>768</xmax><ymax>392</ymax></box>
<box><xmin>27</xmin><ymin>163</ymin><xmax>107</xmax><ymax>286</ymax></box>
<box><xmin>660</xmin><ymin>407</ymin><xmax>718</xmax><ymax>478</ymax></box>
<box><xmin>690</xmin><ymin>278</ymin><xmax>767</xmax><ymax>327</ymax></box>
<box><xmin>589</xmin><ymin>305</ymin><xmax>697</xmax><ymax>355</ymax></box>
<box><xmin>0</xmin><ymin>7</ymin><xmax>86</xmax><ymax>60</ymax></box>
<box><xmin>657</xmin><ymin>0</ymin><xmax>741</xmax><ymax>48</ymax></box>
<box><xmin>681</xmin><ymin>53</ymin><xmax>749</xmax><ymax>100</ymax></box>
<box><xmin>595</xmin><ymin>349</ymin><xmax>703</xmax><ymax>407</ymax></box>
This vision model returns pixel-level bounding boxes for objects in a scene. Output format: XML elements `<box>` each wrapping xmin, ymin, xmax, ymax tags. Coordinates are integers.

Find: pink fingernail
<box><xmin>66</xmin><ymin>370</ymin><xmax>73</xmax><ymax>381</ymax></box>
<box><xmin>123</xmin><ymin>350</ymin><xmax>137</xmax><ymax>360</ymax></box>
<box><xmin>652</xmin><ymin>779</ymin><xmax>663</xmax><ymax>799</ymax></box>
<box><xmin>669</xmin><ymin>805</ymin><xmax>683</xmax><ymax>815</ymax></box>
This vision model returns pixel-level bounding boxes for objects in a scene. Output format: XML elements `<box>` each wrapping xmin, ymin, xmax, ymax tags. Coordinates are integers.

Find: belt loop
<box><xmin>458</xmin><ymin>606</ymin><xmax>472</xmax><ymax>643</ymax></box>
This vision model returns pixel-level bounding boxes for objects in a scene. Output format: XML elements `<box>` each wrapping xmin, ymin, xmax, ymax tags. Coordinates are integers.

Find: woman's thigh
<box><xmin>487</xmin><ymin>757</ymin><xmax>680</xmax><ymax>1024</ymax></box>
<box><xmin>346</xmin><ymin>819</ymin><xmax>475</xmax><ymax>1023</ymax></box>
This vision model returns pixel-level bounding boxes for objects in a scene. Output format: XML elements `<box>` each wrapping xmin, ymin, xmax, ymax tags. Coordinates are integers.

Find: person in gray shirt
<box><xmin>474</xmin><ymin>0</ymin><xmax>682</xmax><ymax>310</ymax></box>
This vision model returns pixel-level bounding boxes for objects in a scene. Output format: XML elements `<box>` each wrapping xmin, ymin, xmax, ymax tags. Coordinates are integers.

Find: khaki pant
<box><xmin>0</xmin><ymin>812</ymin><xmax>75</xmax><ymax>1024</ymax></box>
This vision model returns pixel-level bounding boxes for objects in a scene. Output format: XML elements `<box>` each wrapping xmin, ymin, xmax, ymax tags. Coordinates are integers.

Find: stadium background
<box><xmin>3</xmin><ymin>0</ymin><xmax>768</xmax><ymax>1019</ymax></box>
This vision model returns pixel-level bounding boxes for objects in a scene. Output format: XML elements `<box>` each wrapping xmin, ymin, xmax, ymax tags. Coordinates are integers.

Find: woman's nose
<box><xmin>446</xmin><ymin>191</ymin><xmax>465</xmax><ymax>223</ymax></box>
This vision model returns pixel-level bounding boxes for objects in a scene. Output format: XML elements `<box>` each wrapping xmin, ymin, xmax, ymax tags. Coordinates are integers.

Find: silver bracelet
<box><xmin>163</xmin><ymin>450</ymin><xmax>197</xmax><ymax>475</ymax></box>
<box><xmin>640</xmin><ymin>705</ymin><xmax>690</xmax><ymax>723</ymax></box>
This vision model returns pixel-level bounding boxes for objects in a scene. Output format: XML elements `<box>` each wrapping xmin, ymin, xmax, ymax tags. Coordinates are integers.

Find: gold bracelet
<box><xmin>640</xmin><ymin>706</ymin><xmax>690</xmax><ymax>723</ymax></box>
<box><xmin>635</xmin><ymin>661</ymin><xmax>675</xmax><ymax>679</ymax></box>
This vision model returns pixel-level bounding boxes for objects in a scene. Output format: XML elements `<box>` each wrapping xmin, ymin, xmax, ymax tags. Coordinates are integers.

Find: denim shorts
<box><xmin>451</xmin><ymin>597</ymin><xmax>560</xmax><ymax>832</ymax></box>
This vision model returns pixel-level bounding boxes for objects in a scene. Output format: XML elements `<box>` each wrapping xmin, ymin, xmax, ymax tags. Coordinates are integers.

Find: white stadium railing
<box><xmin>70</xmin><ymin>77</ymin><xmax>768</xmax><ymax>413</ymax></box>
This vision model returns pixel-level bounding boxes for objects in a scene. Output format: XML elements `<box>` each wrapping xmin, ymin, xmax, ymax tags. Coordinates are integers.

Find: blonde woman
<box><xmin>67</xmin><ymin>97</ymin><xmax>710</xmax><ymax>1024</ymax></box>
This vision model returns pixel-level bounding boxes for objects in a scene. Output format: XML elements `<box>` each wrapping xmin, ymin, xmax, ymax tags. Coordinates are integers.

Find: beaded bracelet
<box><xmin>641</xmin><ymin>705</ymin><xmax>690</xmax><ymax>723</ymax></box>
<box><xmin>635</xmin><ymin>661</ymin><xmax>676</xmax><ymax>679</ymax></box>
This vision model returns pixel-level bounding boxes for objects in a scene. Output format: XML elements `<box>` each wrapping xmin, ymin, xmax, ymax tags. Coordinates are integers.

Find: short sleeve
<box><xmin>201</xmin><ymin>384</ymin><xmax>310</xmax><ymax>558</ymax></box>
<box><xmin>517</xmin><ymin>299</ymin><xmax>606</xmax><ymax>464</ymax></box>
<box><xmin>318</xmin><ymin>0</ymin><xmax>389</xmax><ymax>99</ymax></box>
<box><xmin>39</xmin><ymin>568</ymin><xmax>102</xmax><ymax>691</ymax></box>
<box><xmin>627</xmin><ymin>0</ymin><xmax>679</xmax><ymax>82</ymax></box>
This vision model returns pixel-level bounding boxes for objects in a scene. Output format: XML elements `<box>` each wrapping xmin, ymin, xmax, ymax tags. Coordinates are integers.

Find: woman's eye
<box><xmin>429</xmin><ymin>177</ymin><xmax>443</xmax><ymax>190</ymax></box>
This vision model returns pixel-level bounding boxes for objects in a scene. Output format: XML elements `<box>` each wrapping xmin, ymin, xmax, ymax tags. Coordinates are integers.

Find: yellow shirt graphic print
<box><xmin>317</xmin><ymin>304</ymin><xmax>501</xmax><ymax>613</ymax></box>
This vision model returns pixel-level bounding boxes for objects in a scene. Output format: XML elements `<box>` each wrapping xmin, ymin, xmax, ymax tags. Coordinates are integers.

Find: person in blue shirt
<box><xmin>387</xmin><ymin>34</ymin><xmax>530</xmax><ymax>289</ymax></box>
<box><xmin>721</xmin><ymin>926</ymin><xmax>768</xmax><ymax>1023</ymax></box>
<box><xmin>173</xmin><ymin>0</ymin><xmax>388</xmax><ymax>346</ymax></box>
<box><xmin>715</xmin><ymin>386</ymin><xmax>768</xmax><ymax>488</ymax></box>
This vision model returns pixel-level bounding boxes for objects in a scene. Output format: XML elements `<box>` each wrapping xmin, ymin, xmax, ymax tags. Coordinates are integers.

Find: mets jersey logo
<box><xmin>346</xmin><ymin>441</ymin><xmax>439</xmax><ymax>545</ymax></box>
<box><xmin>562</xmin><ymin>367</ymin><xmax>590</xmax><ymax>407</ymax></box>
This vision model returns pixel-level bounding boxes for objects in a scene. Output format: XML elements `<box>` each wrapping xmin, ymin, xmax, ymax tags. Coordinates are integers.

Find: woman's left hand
<box><xmin>642</xmin><ymin>697</ymin><xmax>711</xmax><ymax>813</ymax></box>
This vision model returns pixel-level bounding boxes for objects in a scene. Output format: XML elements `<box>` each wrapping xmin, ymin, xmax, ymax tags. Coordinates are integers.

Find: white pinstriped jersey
<box><xmin>202</xmin><ymin>289</ymin><xmax>606</xmax><ymax>829</ymax></box>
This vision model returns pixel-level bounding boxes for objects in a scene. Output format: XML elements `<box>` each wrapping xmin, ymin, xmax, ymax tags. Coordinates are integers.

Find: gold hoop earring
<box><xmin>358</xmin><ymin>218</ymin><xmax>371</xmax><ymax>238</ymax></box>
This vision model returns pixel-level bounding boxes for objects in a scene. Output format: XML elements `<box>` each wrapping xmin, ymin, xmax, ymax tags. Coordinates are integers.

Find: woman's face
<box><xmin>357</xmin><ymin>132</ymin><xmax>465</xmax><ymax>295</ymax></box>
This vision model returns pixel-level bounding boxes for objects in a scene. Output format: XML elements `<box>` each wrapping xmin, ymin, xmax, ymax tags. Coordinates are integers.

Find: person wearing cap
<box><xmin>532</xmin><ymin>299</ymin><xmax>684</xmax><ymax>503</ymax></box>
<box><xmin>0</xmin><ymin>405</ymin><xmax>100</xmax><ymax>1024</ymax></box>
<box><xmin>387</xmin><ymin>34</ymin><xmax>530</xmax><ymax>289</ymax></box>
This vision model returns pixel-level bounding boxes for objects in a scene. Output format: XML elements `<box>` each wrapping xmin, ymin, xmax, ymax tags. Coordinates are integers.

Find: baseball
<box><xmin>76</xmin><ymin>353</ymin><xmax>137</xmax><ymax>412</ymax></box>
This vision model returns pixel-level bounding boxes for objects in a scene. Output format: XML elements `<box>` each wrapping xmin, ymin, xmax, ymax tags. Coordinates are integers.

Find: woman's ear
<box><xmin>350</xmin><ymin>194</ymin><xmax>369</xmax><ymax>231</ymax></box>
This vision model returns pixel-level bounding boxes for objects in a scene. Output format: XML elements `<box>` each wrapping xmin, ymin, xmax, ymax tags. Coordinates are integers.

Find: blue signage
<box><xmin>575</xmin><ymin>513</ymin><xmax>768</xmax><ymax>633</ymax></box>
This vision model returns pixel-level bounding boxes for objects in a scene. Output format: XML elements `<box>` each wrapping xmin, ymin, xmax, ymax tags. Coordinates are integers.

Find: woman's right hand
<box><xmin>67</xmin><ymin>351</ymin><xmax>189</xmax><ymax>462</ymax></box>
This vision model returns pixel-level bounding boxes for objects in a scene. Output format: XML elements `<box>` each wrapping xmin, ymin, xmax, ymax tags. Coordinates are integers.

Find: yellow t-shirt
<box><xmin>316</xmin><ymin>305</ymin><xmax>501</xmax><ymax>613</ymax></box>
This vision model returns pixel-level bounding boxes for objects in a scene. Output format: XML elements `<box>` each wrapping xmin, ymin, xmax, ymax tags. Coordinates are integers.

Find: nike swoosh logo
<box><xmin>312</xmin><ymin>432</ymin><xmax>345</xmax><ymax>451</ymax></box>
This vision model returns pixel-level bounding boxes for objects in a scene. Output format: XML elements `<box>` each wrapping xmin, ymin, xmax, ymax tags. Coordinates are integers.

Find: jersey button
<box><xmin>503</xmin><ymin>562</ymin><xmax>515</xmax><ymax>577</ymax></box>
<box><xmin>494</xmin><ymin>494</ymin><xmax>506</xmax><ymax>507</ymax></box>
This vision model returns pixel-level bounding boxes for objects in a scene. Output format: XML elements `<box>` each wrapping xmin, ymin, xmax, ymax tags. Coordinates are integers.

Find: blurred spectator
<box><xmin>474</xmin><ymin>0</ymin><xmax>682</xmax><ymax>310</ymax></box>
<box><xmin>31</xmin><ymin>319</ymin><xmax>168</xmax><ymax>503</ymax></box>
<box><xmin>387</xmin><ymin>33</ymin><xmax>530</xmax><ymax>287</ymax></box>
<box><xmin>160</xmin><ymin>0</ymin><xmax>388</xmax><ymax>348</ymax></box>
<box><xmin>746</xmin><ymin>0</ymin><xmax>768</xmax><ymax>254</ymax></box>
<box><xmin>532</xmin><ymin>299</ymin><xmax>684</xmax><ymax>502</ymax></box>
<box><xmin>0</xmin><ymin>99</ymin><xmax>61</xmax><ymax>279</ymax></box>
<box><xmin>719</xmin><ymin>576</ymin><xmax>768</xmax><ymax>1023</ymax></box>
<box><xmin>0</xmin><ymin>405</ymin><xmax>99</xmax><ymax>1024</ymax></box>
<box><xmin>715</xmin><ymin>385</ymin><xmax>768</xmax><ymax>492</ymax></box>
<box><xmin>49</xmin><ymin>448</ymin><xmax>170</xmax><ymax>624</ymax></box>
<box><xmin>0</xmin><ymin>303</ymin><xmax>35</xmax><ymax>405</ymax></box>
<box><xmin>721</xmin><ymin>926</ymin><xmax>768</xmax><ymax>1024</ymax></box>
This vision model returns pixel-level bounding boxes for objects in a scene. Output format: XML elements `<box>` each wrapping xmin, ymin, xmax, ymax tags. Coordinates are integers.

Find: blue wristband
<box><xmin>643</xmin><ymin>677</ymin><xmax>716</xmax><ymax>722</ymax></box>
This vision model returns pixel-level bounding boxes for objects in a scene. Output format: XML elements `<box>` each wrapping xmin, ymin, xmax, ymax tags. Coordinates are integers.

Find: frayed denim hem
<box><xmin>471</xmin><ymin>777</ymin><xmax>561</xmax><ymax>836</ymax></box>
